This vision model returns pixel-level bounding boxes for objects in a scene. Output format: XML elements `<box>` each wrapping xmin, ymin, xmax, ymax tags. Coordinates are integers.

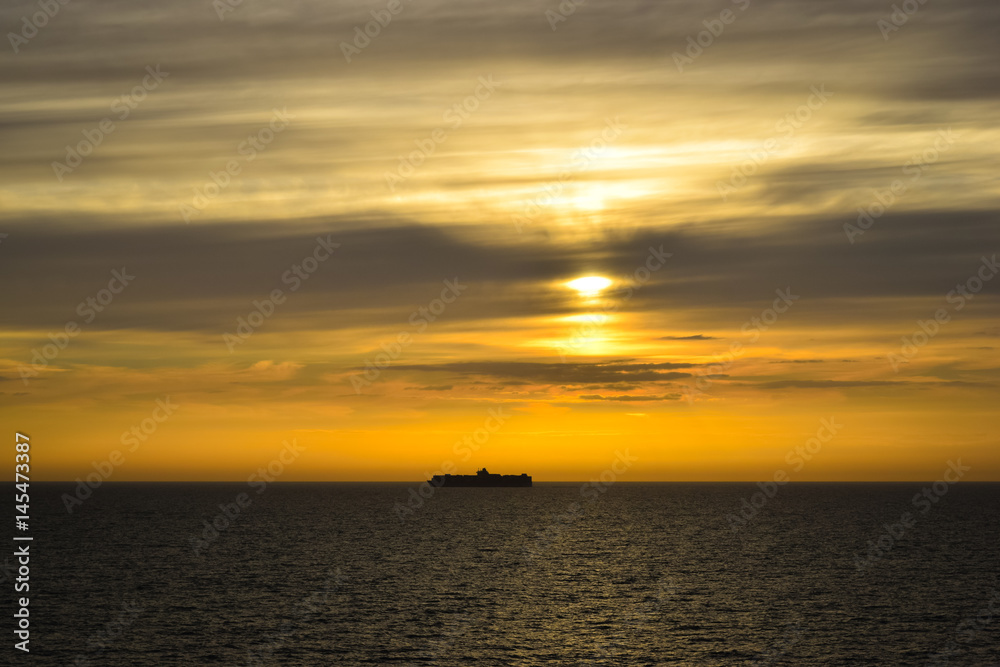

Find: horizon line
<box><xmin>17</xmin><ymin>480</ymin><xmax>1000</xmax><ymax>484</ymax></box>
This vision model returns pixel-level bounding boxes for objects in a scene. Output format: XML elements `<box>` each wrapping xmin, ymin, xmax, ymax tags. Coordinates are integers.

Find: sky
<box><xmin>1</xmin><ymin>0</ymin><xmax>998</xmax><ymax>481</ymax></box>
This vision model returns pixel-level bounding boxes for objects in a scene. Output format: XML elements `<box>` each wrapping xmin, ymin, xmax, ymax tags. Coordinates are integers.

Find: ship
<box><xmin>429</xmin><ymin>468</ymin><xmax>532</xmax><ymax>487</ymax></box>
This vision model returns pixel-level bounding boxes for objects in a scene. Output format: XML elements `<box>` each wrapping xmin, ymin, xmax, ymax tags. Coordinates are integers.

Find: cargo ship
<box><xmin>429</xmin><ymin>468</ymin><xmax>532</xmax><ymax>487</ymax></box>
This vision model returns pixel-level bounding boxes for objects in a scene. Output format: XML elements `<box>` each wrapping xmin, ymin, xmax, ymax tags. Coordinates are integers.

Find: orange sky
<box><xmin>1</xmin><ymin>0</ymin><xmax>998</xmax><ymax>481</ymax></box>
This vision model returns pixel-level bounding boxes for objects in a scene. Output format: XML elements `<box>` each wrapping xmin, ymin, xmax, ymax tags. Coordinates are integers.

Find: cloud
<box><xmin>388</xmin><ymin>360</ymin><xmax>696</xmax><ymax>385</ymax></box>
<box><xmin>576</xmin><ymin>383</ymin><xmax>641</xmax><ymax>391</ymax></box>
<box><xmin>769</xmin><ymin>359</ymin><xmax>826</xmax><ymax>364</ymax></box>
<box><xmin>659</xmin><ymin>334</ymin><xmax>718</xmax><ymax>340</ymax></box>
<box><xmin>757</xmin><ymin>380</ymin><xmax>905</xmax><ymax>389</ymax></box>
<box><xmin>578</xmin><ymin>393</ymin><xmax>680</xmax><ymax>402</ymax></box>
<box><xmin>2</xmin><ymin>211</ymin><xmax>998</xmax><ymax>336</ymax></box>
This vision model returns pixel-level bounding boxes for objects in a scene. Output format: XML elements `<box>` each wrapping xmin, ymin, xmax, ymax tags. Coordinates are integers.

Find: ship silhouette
<box><xmin>429</xmin><ymin>468</ymin><xmax>532</xmax><ymax>487</ymax></box>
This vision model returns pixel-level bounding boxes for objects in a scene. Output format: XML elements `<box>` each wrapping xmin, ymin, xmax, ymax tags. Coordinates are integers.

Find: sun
<box><xmin>566</xmin><ymin>276</ymin><xmax>613</xmax><ymax>296</ymax></box>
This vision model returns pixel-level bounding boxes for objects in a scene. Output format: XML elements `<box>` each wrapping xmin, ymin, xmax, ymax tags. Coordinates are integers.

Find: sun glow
<box><xmin>566</xmin><ymin>276</ymin><xmax>612</xmax><ymax>296</ymax></box>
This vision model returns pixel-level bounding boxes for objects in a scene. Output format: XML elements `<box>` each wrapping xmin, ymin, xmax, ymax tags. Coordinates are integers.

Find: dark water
<box><xmin>17</xmin><ymin>482</ymin><xmax>1000</xmax><ymax>665</ymax></box>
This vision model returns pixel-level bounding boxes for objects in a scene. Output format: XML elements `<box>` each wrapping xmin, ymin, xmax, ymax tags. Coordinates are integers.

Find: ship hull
<box><xmin>429</xmin><ymin>474</ymin><xmax>532</xmax><ymax>487</ymax></box>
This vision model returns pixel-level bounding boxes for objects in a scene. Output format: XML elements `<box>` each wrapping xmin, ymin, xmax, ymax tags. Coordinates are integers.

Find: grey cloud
<box><xmin>769</xmin><ymin>359</ymin><xmax>825</xmax><ymax>364</ymax></box>
<box><xmin>1</xmin><ymin>210</ymin><xmax>998</xmax><ymax>333</ymax></box>
<box><xmin>752</xmin><ymin>379</ymin><xmax>994</xmax><ymax>390</ymax></box>
<box><xmin>660</xmin><ymin>334</ymin><xmax>717</xmax><ymax>340</ymax></box>
<box><xmin>386</xmin><ymin>360</ymin><xmax>696</xmax><ymax>385</ymax></box>
<box><xmin>578</xmin><ymin>393</ymin><xmax>680</xmax><ymax>402</ymax></box>
<box><xmin>757</xmin><ymin>380</ymin><xmax>899</xmax><ymax>389</ymax></box>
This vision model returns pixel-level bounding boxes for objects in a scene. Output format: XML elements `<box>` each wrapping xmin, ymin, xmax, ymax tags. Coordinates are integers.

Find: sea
<box><xmin>21</xmin><ymin>482</ymin><xmax>1000</xmax><ymax>665</ymax></box>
